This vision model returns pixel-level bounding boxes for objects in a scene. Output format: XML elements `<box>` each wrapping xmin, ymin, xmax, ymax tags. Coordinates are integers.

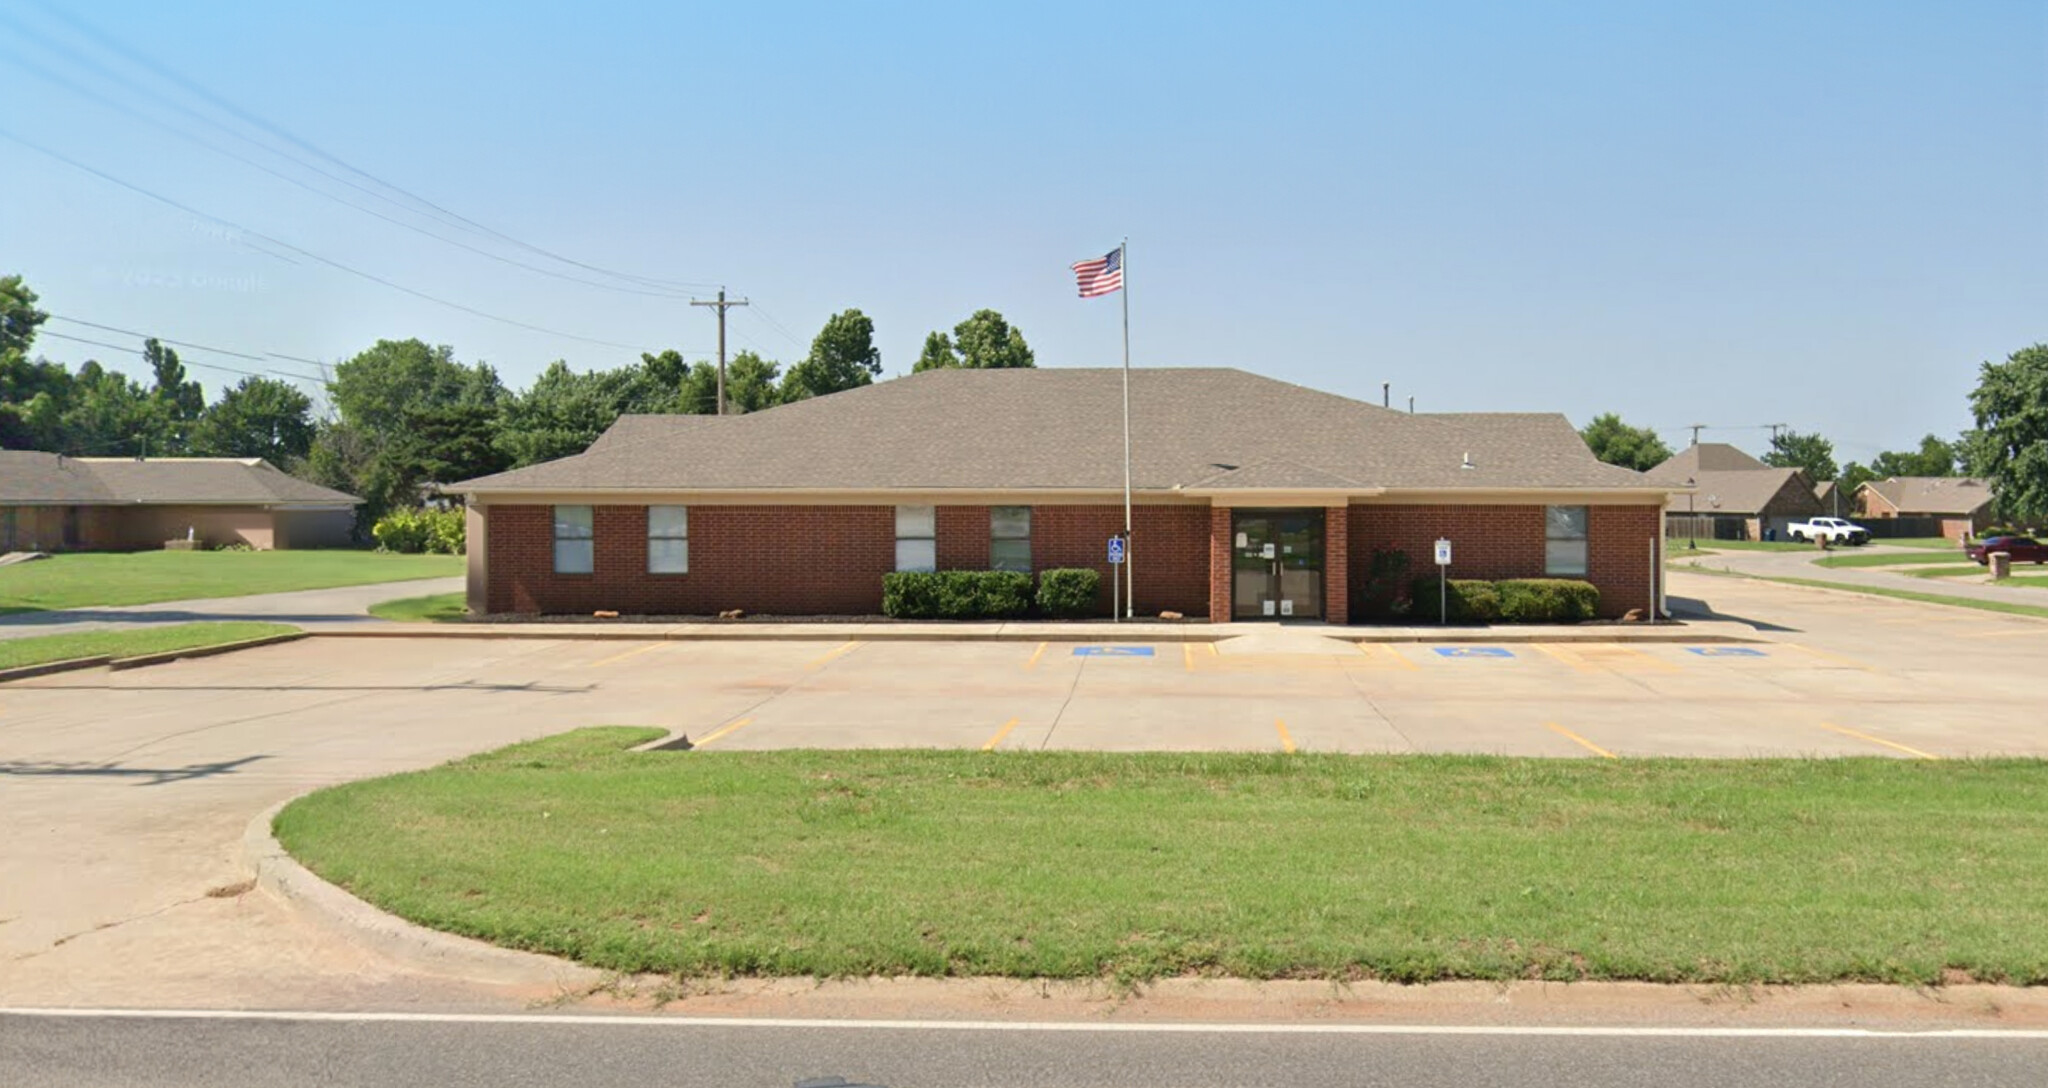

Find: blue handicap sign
<box><xmin>1074</xmin><ymin>645</ymin><xmax>1153</xmax><ymax>657</ymax></box>
<box><xmin>1687</xmin><ymin>646</ymin><xmax>1766</xmax><ymax>657</ymax></box>
<box><xmin>1107</xmin><ymin>536</ymin><xmax>1125</xmax><ymax>564</ymax></box>
<box><xmin>1433</xmin><ymin>646</ymin><xmax>1514</xmax><ymax>659</ymax></box>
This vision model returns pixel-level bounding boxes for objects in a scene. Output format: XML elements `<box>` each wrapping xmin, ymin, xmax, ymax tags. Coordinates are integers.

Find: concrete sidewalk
<box><xmin>1671</xmin><ymin>543</ymin><xmax>2048</xmax><ymax>608</ymax></box>
<box><xmin>0</xmin><ymin>576</ymin><xmax>463</xmax><ymax>640</ymax></box>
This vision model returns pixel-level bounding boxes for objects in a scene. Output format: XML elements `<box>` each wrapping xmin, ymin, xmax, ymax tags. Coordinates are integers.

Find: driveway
<box><xmin>3</xmin><ymin>570</ymin><xmax>2046</xmax><ymax>1011</ymax></box>
<box><xmin>0</xmin><ymin>577</ymin><xmax>463</xmax><ymax>640</ymax></box>
<box><xmin>1671</xmin><ymin>542</ymin><xmax>2045</xmax><ymax>606</ymax></box>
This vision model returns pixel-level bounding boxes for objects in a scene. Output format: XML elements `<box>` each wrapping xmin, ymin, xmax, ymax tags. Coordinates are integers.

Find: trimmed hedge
<box><xmin>1408</xmin><ymin>576</ymin><xmax>1599</xmax><ymax>623</ymax></box>
<box><xmin>372</xmin><ymin>507</ymin><xmax>466</xmax><ymax>554</ymax></box>
<box><xmin>1035</xmin><ymin>568</ymin><xmax>1101</xmax><ymax>618</ymax></box>
<box><xmin>882</xmin><ymin>571</ymin><xmax>1034</xmax><ymax>620</ymax></box>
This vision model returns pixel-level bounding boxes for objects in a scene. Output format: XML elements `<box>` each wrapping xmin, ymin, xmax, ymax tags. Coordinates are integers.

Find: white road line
<box><xmin>2</xmin><ymin>1008</ymin><xmax>2044</xmax><ymax>1039</ymax></box>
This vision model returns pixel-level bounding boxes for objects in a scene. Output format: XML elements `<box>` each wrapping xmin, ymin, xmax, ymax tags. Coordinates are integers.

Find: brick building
<box><xmin>455</xmin><ymin>368</ymin><xmax>1677</xmax><ymax>623</ymax></box>
<box><xmin>1856</xmin><ymin>477</ymin><xmax>1994</xmax><ymax>540</ymax></box>
<box><xmin>1</xmin><ymin>452</ymin><xmax>358</xmax><ymax>551</ymax></box>
<box><xmin>1645</xmin><ymin>443</ymin><xmax>1823</xmax><ymax>541</ymax></box>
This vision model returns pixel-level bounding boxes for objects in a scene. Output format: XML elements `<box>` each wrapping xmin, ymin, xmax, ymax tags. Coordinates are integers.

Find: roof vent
<box><xmin>1460</xmin><ymin>452</ymin><xmax>1474</xmax><ymax>470</ymax></box>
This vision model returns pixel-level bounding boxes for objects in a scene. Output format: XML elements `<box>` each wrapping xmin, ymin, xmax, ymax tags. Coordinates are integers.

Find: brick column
<box><xmin>1324</xmin><ymin>505</ymin><xmax>1350</xmax><ymax>625</ymax></box>
<box><xmin>1207</xmin><ymin>506</ymin><xmax>1233</xmax><ymax>623</ymax></box>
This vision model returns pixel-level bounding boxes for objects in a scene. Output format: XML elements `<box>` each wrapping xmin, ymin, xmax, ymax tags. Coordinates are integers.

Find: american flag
<box><xmin>1070</xmin><ymin>247</ymin><xmax>1123</xmax><ymax>298</ymax></box>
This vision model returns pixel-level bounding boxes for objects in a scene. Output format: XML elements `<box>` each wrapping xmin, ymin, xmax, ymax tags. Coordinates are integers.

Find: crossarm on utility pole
<box><xmin>690</xmin><ymin>289</ymin><xmax>749</xmax><ymax>415</ymax></box>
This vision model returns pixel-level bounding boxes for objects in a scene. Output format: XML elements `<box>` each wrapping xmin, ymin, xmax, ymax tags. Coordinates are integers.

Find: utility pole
<box><xmin>1765</xmin><ymin>423</ymin><xmax>1789</xmax><ymax>443</ymax></box>
<box><xmin>1688</xmin><ymin>423</ymin><xmax>1706</xmax><ymax>447</ymax></box>
<box><xmin>690</xmin><ymin>288</ymin><xmax>749</xmax><ymax>415</ymax></box>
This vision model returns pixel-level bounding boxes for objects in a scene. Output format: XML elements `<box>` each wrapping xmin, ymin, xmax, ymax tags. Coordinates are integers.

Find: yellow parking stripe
<box><xmin>1024</xmin><ymin>642</ymin><xmax>1048</xmax><ymax>670</ymax></box>
<box><xmin>1183</xmin><ymin>643</ymin><xmax>1195</xmax><ymax>672</ymax></box>
<box><xmin>805</xmin><ymin>641</ymin><xmax>862</xmax><ymax>670</ymax></box>
<box><xmin>1531</xmin><ymin>644</ymin><xmax>1596</xmax><ymax>673</ymax></box>
<box><xmin>1545</xmin><ymin>722</ymin><xmax>1617</xmax><ymax>759</ymax></box>
<box><xmin>1274</xmin><ymin>718</ymin><xmax>1297</xmax><ymax>753</ymax></box>
<box><xmin>1783</xmin><ymin>643</ymin><xmax>1875</xmax><ymax>672</ymax></box>
<box><xmin>1356</xmin><ymin>643</ymin><xmax>1418</xmax><ymax>670</ymax></box>
<box><xmin>981</xmin><ymin>717</ymin><xmax>1022</xmax><ymax>751</ymax></box>
<box><xmin>692</xmin><ymin>717</ymin><xmax>753</xmax><ymax>748</ymax></box>
<box><xmin>1819</xmin><ymin>722</ymin><xmax>1941</xmax><ymax>760</ymax></box>
<box><xmin>587</xmin><ymin>642</ymin><xmax>665</xmax><ymax>668</ymax></box>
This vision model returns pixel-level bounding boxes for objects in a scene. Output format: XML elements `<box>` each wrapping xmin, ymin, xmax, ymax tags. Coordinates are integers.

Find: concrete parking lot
<box><xmin>2</xmin><ymin>569</ymin><xmax>2045</xmax><ymax>1009</ymax></box>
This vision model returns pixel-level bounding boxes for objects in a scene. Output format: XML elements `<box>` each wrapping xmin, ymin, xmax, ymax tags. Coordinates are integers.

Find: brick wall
<box><xmin>1348</xmin><ymin>503</ymin><xmax>1658</xmax><ymax>619</ymax></box>
<box><xmin>1207</xmin><ymin>507</ymin><xmax>1232</xmax><ymax>623</ymax></box>
<box><xmin>486</xmin><ymin>504</ymin><xmax>896</xmax><ymax>616</ymax></box>
<box><xmin>1324</xmin><ymin>504</ymin><xmax>1350</xmax><ymax>625</ymax></box>
<box><xmin>484</xmin><ymin>501</ymin><xmax>1210</xmax><ymax>617</ymax></box>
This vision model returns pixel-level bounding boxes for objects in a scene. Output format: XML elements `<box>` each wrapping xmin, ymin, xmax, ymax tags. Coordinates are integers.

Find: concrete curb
<box><xmin>241</xmin><ymin>799</ymin><xmax>604</xmax><ymax>989</ymax></box>
<box><xmin>109</xmin><ymin>631</ymin><xmax>308</xmax><ymax>670</ymax></box>
<box><xmin>308</xmin><ymin>624</ymin><xmax>1753</xmax><ymax>646</ymax></box>
<box><xmin>0</xmin><ymin>654</ymin><xmax>112</xmax><ymax>683</ymax></box>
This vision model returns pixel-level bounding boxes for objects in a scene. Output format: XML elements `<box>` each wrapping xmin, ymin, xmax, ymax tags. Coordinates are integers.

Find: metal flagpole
<box><xmin>1120</xmin><ymin>238</ymin><xmax>1133</xmax><ymax>619</ymax></box>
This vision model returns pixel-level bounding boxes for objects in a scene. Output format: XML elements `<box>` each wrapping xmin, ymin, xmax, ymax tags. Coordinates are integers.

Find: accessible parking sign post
<box><xmin>1108</xmin><ymin>535</ymin><xmax>1125</xmax><ymax>624</ymax></box>
<box><xmin>1434</xmin><ymin>538</ymin><xmax>1452</xmax><ymax>626</ymax></box>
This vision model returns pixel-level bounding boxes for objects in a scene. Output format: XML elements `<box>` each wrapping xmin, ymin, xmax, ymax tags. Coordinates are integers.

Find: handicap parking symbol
<box><xmin>1686</xmin><ymin>646</ymin><xmax>1765</xmax><ymax>658</ymax></box>
<box><xmin>1433</xmin><ymin>647</ymin><xmax>1514</xmax><ymax>659</ymax></box>
<box><xmin>1074</xmin><ymin>645</ymin><xmax>1154</xmax><ymax>657</ymax></box>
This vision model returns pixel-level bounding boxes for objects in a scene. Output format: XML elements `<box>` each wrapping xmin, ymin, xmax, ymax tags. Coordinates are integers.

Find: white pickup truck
<box><xmin>1786</xmin><ymin>517</ymin><xmax>1870</xmax><ymax>545</ymax></box>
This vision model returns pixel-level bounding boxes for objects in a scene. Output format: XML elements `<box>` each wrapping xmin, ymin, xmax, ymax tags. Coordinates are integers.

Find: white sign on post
<box><xmin>1434</xmin><ymin>538</ymin><xmax>1453</xmax><ymax>566</ymax></box>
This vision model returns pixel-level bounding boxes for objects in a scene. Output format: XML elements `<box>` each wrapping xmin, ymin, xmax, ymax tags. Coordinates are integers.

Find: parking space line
<box><xmin>1207</xmin><ymin>643</ymin><xmax>1219</xmax><ymax>657</ymax></box>
<box><xmin>1274</xmin><ymin>718</ymin><xmax>1296</xmax><ymax>753</ymax></box>
<box><xmin>1024</xmin><ymin>642</ymin><xmax>1048</xmax><ymax>670</ymax></box>
<box><xmin>1182</xmin><ymin>644</ymin><xmax>1195</xmax><ymax>672</ymax></box>
<box><xmin>982</xmin><ymin>717</ymin><xmax>1022</xmax><ymax>751</ymax></box>
<box><xmin>1819</xmin><ymin>722</ymin><xmax>1941</xmax><ymax>760</ymax></box>
<box><xmin>1357</xmin><ymin>644</ymin><xmax>1418</xmax><ymax>670</ymax></box>
<box><xmin>1781</xmin><ymin>643</ymin><xmax>1876</xmax><ymax>672</ymax></box>
<box><xmin>587</xmin><ymin>642</ymin><xmax>665</xmax><ymax>668</ymax></box>
<box><xmin>692</xmin><ymin>717</ymin><xmax>754</xmax><ymax>747</ymax></box>
<box><xmin>1531</xmin><ymin>645</ymin><xmax>1596</xmax><ymax>673</ymax></box>
<box><xmin>1545</xmin><ymin>722</ymin><xmax>1616</xmax><ymax>759</ymax></box>
<box><xmin>805</xmin><ymin>641</ymin><xmax>862</xmax><ymax>670</ymax></box>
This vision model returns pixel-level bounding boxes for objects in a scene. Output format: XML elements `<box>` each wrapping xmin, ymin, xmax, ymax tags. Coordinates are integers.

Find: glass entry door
<box><xmin>1231</xmin><ymin>510</ymin><xmax>1325</xmax><ymax>620</ymax></box>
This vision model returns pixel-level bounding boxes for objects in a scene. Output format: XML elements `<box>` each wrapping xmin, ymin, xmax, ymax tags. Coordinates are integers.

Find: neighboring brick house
<box><xmin>1856</xmin><ymin>477</ymin><xmax>1994</xmax><ymax>540</ymax></box>
<box><xmin>455</xmin><ymin>368</ymin><xmax>1678</xmax><ymax>623</ymax></box>
<box><xmin>1645</xmin><ymin>443</ymin><xmax>1823</xmax><ymax>541</ymax></box>
<box><xmin>0</xmin><ymin>452</ymin><xmax>359</xmax><ymax>551</ymax></box>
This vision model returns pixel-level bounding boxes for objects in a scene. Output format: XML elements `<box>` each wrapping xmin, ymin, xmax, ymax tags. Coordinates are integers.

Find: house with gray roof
<box><xmin>1856</xmin><ymin>476</ymin><xmax>1994</xmax><ymax>539</ymax></box>
<box><xmin>455</xmin><ymin>367</ymin><xmax>1678</xmax><ymax>622</ymax></box>
<box><xmin>1644</xmin><ymin>443</ymin><xmax>1823</xmax><ymax>541</ymax></box>
<box><xmin>0</xmin><ymin>452</ymin><xmax>359</xmax><ymax>551</ymax></box>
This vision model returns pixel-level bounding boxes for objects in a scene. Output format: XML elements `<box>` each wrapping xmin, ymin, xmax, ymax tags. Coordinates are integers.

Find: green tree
<box><xmin>912</xmin><ymin>331</ymin><xmax>958</xmax><ymax>372</ymax></box>
<box><xmin>681</xmin><ymin>351</ymin><xmax>782</xmax><ymax>414</ymax></box>
<box><xmin>1869</xmin><ymin>434</ymin><xmax>1960</xmax><ymax>478</ymax></box>
<box><xmin>0</xmin><ymin>274</ymin><xmax>47</xmax><ymax>358</ymax></box>
<box><xmin>144</xmin><ymin>338</ymin><xmax>204</xmax><ymax>454</ymax></box>
<box><xmin>498</xmin><ymin>360</ymin><xmax>663</xmax><ymax>467</ymax></box>
<box><xmin>1968</xmin><ymin>343</ymin><xmax>2048</xmax><ymax>523</ymax></box>
<box><xmin>1578</xmin><ymin>413</ymin><xmax>1673</xmax><ymax>471</ymax></box>
<box><xmin>192</xmin><ymin>376</ymin><xmax>315</xmax><ymax>461</ymax></box>
<box><xmin>949</xmin><ymin>309</ymin><xmax>1034</xmax><ymax>369</ymax></box>
<box><xmin>58</xmin><ymin>361</ymin><xmax>158</xmax><ymax>456</ymax></box>
<box><xmin>781</xmin><ymin>308</ymin><xmax>881</xmax><ymax>401</ymax></box>
<box><xmin>1761</xmin><ymin>429</ymin><xmax>1837</xmax><ymax>483</ymax></box>
<box><xmin>329</xmin><ymin>339</ymin><xmax>501</xmax><ymax>436</ymax></box>
<box><xmin>321</xmin><ymin>338</ymin><xmax>508</xmax><ymax>519</ymax></box>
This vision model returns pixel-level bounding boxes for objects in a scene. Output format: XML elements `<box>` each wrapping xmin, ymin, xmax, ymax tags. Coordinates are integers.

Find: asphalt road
<box><xmin>5</xmin><ymin>1013</ymin><xmax>2045</xmax><ymax>1088</ymax></box>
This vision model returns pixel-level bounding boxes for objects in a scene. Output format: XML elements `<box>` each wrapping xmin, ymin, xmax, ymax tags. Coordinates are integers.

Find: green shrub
<box><xmin>372</xmin><ymin>507</ymin><xmax>466</xmax><ymax>555</ymax></box>
<box><xmin>1357</xmin><ymin>547</ymin><xmax>1410</xmax><ymax>620</ymax></box>
<box><xmin>1407</xmin><ymin>576</ymin><xmax>1599</xmax><ymax>623</ymax></box>
<box><xmin>882</xmin><ymin>571</ymin><xmax>1034</xmax><ymax>619</ymax></box>
<box><xmin>1495</xmin><ymin>579</ymin><xmax>1601</xmax><ymax>622</ymax></box>
<box><xmin>1035</xmin><ymin>568</ymin><xmax>1101</xmax><ymax>618</ymax></box>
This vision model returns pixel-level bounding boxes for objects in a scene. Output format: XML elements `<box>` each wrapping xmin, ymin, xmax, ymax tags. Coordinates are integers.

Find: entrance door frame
<box><xmin>1229</xmin><ymin>507</ymin><xmax>1327</xmax><ymax>621</ymax></box>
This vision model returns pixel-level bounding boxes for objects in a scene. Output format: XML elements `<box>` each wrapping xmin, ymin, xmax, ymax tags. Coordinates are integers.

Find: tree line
<box><xmin>1</xmin><ymin>273</ymin><xmax>1037</xmax><ymax>525</ymax></box>
<box><xmin>1579</xmin><ymin>342</ymin><xmax>2048</xmax><ymax>524</ymax></box>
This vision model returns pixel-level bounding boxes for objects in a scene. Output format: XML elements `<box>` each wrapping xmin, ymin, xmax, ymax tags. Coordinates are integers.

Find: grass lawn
<box><xmin>1876</xmin><ymin>537</ymin><xmax>1963</xmax><ymax>550</ymax></box>
<box><xmin>0</xmin><ymin>550</ymin><xmax>461</xmax><ymax>614</ymax></box>
<box><xmin>0</xmin><ymin>621</ymin><xmax>298</xmax><ymax>670</ymax></box>
<box><xmin>1910</xmin><ymin>565</ymin><xmax>1995</xmax><ymax>579</ymax></box>
<box><xmin>1752</xmin><ymin>575</ymin><xmax>2048</xmax><ymax>620</ymax></box>
<box><xmin>277</xmin><ymin>728</ymin><xmax>2048</xmax><ymax>986</ymax></box>
<box><xmin>1668</xmin><ymin>539</ymin><xmax>1811</xmax><ymax>552</ymax></box>
<box><xmin>1814</xmin><ymin>551</ymin><xmax>1972</xmax><ymax>569</ymax></box>
<box><xmin>368</xmin><ymin>591</ymin><xmax>469</xmax><ymax>622</ymax></box>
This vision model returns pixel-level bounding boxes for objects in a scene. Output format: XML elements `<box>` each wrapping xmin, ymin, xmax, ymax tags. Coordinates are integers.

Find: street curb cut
<box><xmin>0</xmin><ymin>655</ymin><xmax>112</xmax><ymax>684</ymax></box>
<box><xmin>310</xmin><ymin>628</ymin><xmax>1229</xmax><ymax>643</ymax></box>
<box><xmin>241</xmin><ymin>800</ymin><xmax>604</xmax><ymax>989</ymax></box>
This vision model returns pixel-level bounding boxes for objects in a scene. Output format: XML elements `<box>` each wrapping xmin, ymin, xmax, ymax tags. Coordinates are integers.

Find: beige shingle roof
<box><xmin>457</xmin><ymin>367</ymin><xmax>1663</xmax><ymax>495</ymax></box>
<box><xmin>0</xmin><ymin>453</ymin><xmax>358</xmax><ymax>505</ymax></box>
<box><xmin>1645</xmin><ymin>443</ymin><xmax>1767</xmax><ymax>482</ymax></box>
<box><xmin>1861</xmin><ymin>476</ymin><xmax>1993</xmax><ymax>516</ymax></box>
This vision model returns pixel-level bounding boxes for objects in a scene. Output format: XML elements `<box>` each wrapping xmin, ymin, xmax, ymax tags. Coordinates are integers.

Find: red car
<box><xmin>1965</xmin><ymin>535</ymin><xmax>2048</xmax><ymax>565</ymax></box>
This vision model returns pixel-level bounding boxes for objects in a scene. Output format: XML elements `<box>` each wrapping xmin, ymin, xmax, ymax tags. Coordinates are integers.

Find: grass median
<box><xmin>276</xmin><ymin>728</ymin><xmax>2048</xmax><ymax>986</ymax></box>
<box><xmin>368</xmin><ymin>591</ymin><xmax>469</xmax><ymax>622</ymax></box>
<box><xmin>1814</xmin><ymin>551</ymin><xmax>1970</xmax><ymax>569</ymax></box>
<box><xmin>0</xmin><ymin>621</ymin><xmax>299</xmax><ymax>670</ymax></box>
<box><xmin>0</xmin><ymin>550</ymin><xmax>461</xmax><ymax>614</ymax></box>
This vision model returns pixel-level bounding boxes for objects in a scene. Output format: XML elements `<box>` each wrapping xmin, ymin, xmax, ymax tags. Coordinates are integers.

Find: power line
<box><xmin>35</xmin><ymin>328</ymin><xmax>287</xmax><ymax>383</ymax></box>
<box><xmin>1</xmin><ymin>127</ymin><xmax>661</xmax><ymax>353</ymax></box>
<box><xmin>22</xmin><ymin>2</ymin><xmax>726</xmax><ymax>295</ymax></box>
<box><xmin>0</xmin><ymin>43</ymin><xmax>706</xmax><ymax>303</ymax></box>
<box><xmin>44</xmin><ymin>315</ymin><xmax>328</xmax><ymax>382</ymax></box>
<box><xmin>745</xmin><ymin>304</ymin><xmax>810</xmax><ymax>351</ymax></box>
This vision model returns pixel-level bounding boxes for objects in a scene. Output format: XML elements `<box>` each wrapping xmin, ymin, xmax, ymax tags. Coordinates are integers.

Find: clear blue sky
<box><xmin>2</xmin><ymin>1</ymin><xmax>2041</xmax><ymax>464</ymax></box>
